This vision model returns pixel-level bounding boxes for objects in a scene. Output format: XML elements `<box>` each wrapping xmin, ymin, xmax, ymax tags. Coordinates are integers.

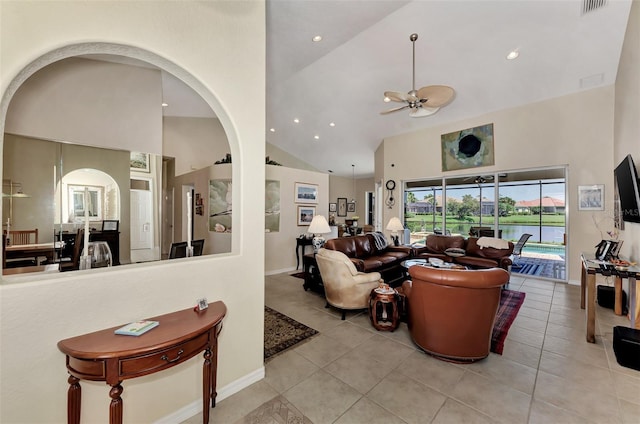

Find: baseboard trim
<box><xmin>154</xmin><ymin>366</ymin><xmax>265</xmax><ymax>423</ymax></box>
<box><xmin>265</xmin><ymin>267</ymin><xmax>296</xmax><ymax>276</ymax></box>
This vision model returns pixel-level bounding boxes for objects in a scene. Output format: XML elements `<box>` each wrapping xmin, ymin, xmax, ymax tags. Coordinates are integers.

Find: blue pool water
<box><xmin>523</xmin><ymin>244</ymin><xmax>565</xmax><ymax>257</ymax></box>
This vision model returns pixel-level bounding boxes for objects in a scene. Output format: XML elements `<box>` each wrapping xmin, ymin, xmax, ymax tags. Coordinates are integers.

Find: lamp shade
<box><xmin>308</xmin><ymin>215</ymin><xmax>331</xmax><ymax>234</ymax></box>
<box><xmin>386</xmin><ymin>217</ymin><xmax>404</xmax><ymax>232</ymax></box>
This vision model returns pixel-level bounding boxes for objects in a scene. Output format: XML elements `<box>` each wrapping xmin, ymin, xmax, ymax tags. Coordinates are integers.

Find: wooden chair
<box><xmin>5</xmin><ymin>229</ymin><xmax>38</xmax><ymax>245</ymax></box>
<box><xmin>60</xmin><ymin>228</ymin><xmax>84</xmax><ymax>272</ymax></box>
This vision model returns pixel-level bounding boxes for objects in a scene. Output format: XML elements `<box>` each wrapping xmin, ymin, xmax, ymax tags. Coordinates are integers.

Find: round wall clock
<box><xmin>386</xmin><ymin>180</ymin><xmax>396</xmax><ymax>190</ymax></box>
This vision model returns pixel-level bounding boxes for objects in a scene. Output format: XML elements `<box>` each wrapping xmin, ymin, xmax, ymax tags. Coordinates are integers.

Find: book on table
<box><xmin>114</xmin><ymin>320</ymin><xmax>159</xmax><ymax>336</ymax></box>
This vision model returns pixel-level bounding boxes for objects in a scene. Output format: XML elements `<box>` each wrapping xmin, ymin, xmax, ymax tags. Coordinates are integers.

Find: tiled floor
<box><xmin>184</xmin><ymin>273</ymin><xmax>640</xmax><ymax>424</ymax></box>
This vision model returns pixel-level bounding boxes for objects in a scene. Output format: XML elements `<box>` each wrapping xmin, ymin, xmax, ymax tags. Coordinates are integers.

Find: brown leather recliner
<box><xmin>402</xmin><ymin>265</ymin><xmax>509</xmax><ymax>362</ymax></box>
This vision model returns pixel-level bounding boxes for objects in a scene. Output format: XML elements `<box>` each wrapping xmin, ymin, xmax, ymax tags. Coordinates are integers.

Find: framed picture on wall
<box><xmin>578</xmin><ymin>184</ymin><xmax>604</xmax><ymax>211</ymax></box>
<box><xmin>130</xmin><ymin>151</ymin><xmax>150</xmax><ymax>172</ymax></box>
<box><xmin>347</xmin><ymin>202</ymin><xmax>356</xmax><ymax>213</ymax></box>
<box><xmin>337</xmin><ymin>198</ymin><xmax>347</xmax><ymax>217</ymax></box>
<box><xmin>294</xmin><ymin>182</ymin><xmax>318</xmax><ymax>203</ymax></box>
<box><xmin>297</xmin><ymin>205</ymin><xmax>316</xmax><ymax>225</ymax></box>
<box><xmin>329</xmin><ymin>203</ymin><xmax>337</xmax><ymax>213</ymax></box>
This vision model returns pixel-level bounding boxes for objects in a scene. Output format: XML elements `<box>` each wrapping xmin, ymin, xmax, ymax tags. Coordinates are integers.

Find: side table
<box><xmin>303</xmin><ymin>253</ymin><xmax>324</xmax><ymax>293</ymax></box>
<box><xmin>369</xmin><ymin>288</ymin><xmax>399</xmax><ymax>331</ymax></box>
<box><xmin>296</xmin><ymin>237</ymin><xmax>314</xmax><ymax>270</ymax></box>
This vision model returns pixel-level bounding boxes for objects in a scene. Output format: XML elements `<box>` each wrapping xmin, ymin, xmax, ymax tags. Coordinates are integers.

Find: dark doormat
<box><xmin>264</xmin><ymin>306</ymin><xmax>318</xmax><ymax>360</ymax></box>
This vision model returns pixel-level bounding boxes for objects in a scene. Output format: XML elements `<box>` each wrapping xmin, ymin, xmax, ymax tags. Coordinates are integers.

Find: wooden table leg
<box><xmin>630</xmin><ymin>275</ymin><xmax>639</xmax><ymax>330</ymax></box>
<box><xmin>586</xmin><ymin>272</ymin><xmax>596</xmax><ymax>343</ymax></box>
<box><xmin>614</xmin><ymin>276</ymin><xmax>623</xmax><ymax>315</ymax></box>
<box><xmin>67</xmin><ymin>375</ymin><xmax>81</xmax><ymax>424</ymax></box>
<box><xmin>109</xmin><ymin>383</ymin><xmax>123</xmax><ymax>424</ymax></box>
<box><xmin>203</xmin><ymin>348</ymin><xmax>212</xmax><ymax>424</ymax></box>
<box><xmin>580</xmin><ymin>264</ymin><xmax>586</xmax><ymax>309</ymax></box>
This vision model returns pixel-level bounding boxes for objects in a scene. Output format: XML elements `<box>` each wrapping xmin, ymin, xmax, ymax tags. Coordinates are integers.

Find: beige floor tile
<box><xmin>322</xmin><ymin>320</ymin><xmax>376</xmax><ymax>348</ymax></box>
<box><xmin>367</xmin><ymin>372</ymin><xmax>447</xmax><ymax>424</ymax></box>
<box><xmin>528</xmin><ymin>399</ymin><xmax>596</xmax><ymax>424</ymax></box>
<box><xmin>294</xmin><ymin>333</ymin><xmax>351</xmax><ymax>367</ymax></box>
<box><xmin>500</xmin><ymin>339</ymin><xmax>542</xmax><ymax>369</ymax></box>
<box><xmin>333</xmin><ymin>396</ymin><xmax>407</xmax><ymax>424</ymax></box>
<box><xmin>431</xmin><ymin>398</ymin><xmax>493</xmax><ymax>424</ymax></box>
<box><xmin>376</xmin><ymin>322</ymin><xmax>415</xmax><ymax>348</ymax></box>
<box><xmin>512</xmin><ymin>314</ymin><xmax>548</xmax><ymax>333</ymax></box>
<box><xmin>545</xmin><ymin>321</ymin><xmax>586</xmax><ymax>342</ymax></box>
<box><xmin>542</xmin><ymin>334</ymin><xmax>608</xmax><ymax>366</ymax></box>
<box><xmin>620</xmin><ymin>398</ymin><xmax>640</xmax><ymax>424</ymax></box>
<box><xmin>200</xmin><ymin>380</ymin><xmax>279</xmax><ymax>424</ymax></box>
<box><xmin>517</xmin><ymin>305</ymin><xmax>550</xmax><ymax>322</ymax></box>
<box><xmin>547</xmin><ymin>310</ymin><xmax>588</xmax><ymax>328</ymax></box>
<box><xmin>538</xmin><ymin>350</ymin><xmax>616</xmax><ymax>396</ymax></box>
<box><xmin>355</xmin><ymin>333</ymin><xmax>415</xmax><ymax>366</ymax></box>
<box><xmin>449</xmin><ymin>370</ymin><xmax>531</xmax><ymax>423</ymax></box>
<box><xmin>466</xmin><ymin>353</ymin><xmax>538</xmax><ymax>395</ymax></box>
<box><xmin>396</xmin><ymin>350</ymin><xmax>465</xmax><ymax>394</ymax></box>
<box><xmin>523</xmin><ymin>298</ymin><xmax>552</xmax><ymax>312</ymax></box>
<box><xmin>324</xmin><ymin>348</ymin><xmax>395</xmax><ymax>394</ymax></box>
<box><xmin>533</xmin><ymin>370</ymin><xmax>622</xmax><ymax>423</ymax></box>
<box><xmin>283</xmin><ymin>370</ymin><xmax>362</xmax><ymax>424</ymax></box>
<box><xmin>264</xmin><ymin>350</ymin><xmax>320</xmax><ymax>393</ymax></box>
<box><xmin>611</xmin><ymin>370</ymin><xmax>640</xmax><ymax>406</ymax></box>
<box><xmin>507</xmin><ymin>325</ymin><xmax>545</xmax><ymax>348</ymax></box>
<box><xmin>521</xmin><ymin>291</ymin><xmax>553</xmax><ymax>304</ymax></box>
<box><xmin>517</xmin><ymin>285</ymin><xmax>554</xmax><ymax>297</ymax></box>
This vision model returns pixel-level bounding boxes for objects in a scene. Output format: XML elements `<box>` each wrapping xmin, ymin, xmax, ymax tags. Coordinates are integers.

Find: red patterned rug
<box><xmin>491</xmin><ymin>289</ymin><xmax>526</xmax><ymax>355</ymax></box>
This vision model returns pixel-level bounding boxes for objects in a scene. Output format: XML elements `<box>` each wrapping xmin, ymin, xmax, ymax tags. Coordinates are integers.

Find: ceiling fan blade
<box><xmin>384</xmin><ymin>91</ymin><xmax>417</xmax><ymax>103</ymax></box>
<box><xmin>409</xmin><ymin>106</ymin><xmax>439</xmax><ymax>118</ymax></box>
<box><xmin>380</xmin><ymin>105</ymin><xmax>409</xmax><ymax>115</ymax></box>
<box><xmin>417</xmin><ymin>85</ymin><xmax>455</xmax><ymax>108</ymax></box>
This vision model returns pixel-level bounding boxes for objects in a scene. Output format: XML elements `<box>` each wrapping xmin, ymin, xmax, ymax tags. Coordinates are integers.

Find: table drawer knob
<box><xmin>161</xmin><ymin>349</ymin><xmax>184</xmax><ymax>363</ymax></box>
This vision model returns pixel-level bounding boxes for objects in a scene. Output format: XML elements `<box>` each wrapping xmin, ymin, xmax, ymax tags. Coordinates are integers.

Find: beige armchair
<box><xmin>315</xmin><ymin>248</ymin><xmax>383</xmax><ymax>320</ymax></box>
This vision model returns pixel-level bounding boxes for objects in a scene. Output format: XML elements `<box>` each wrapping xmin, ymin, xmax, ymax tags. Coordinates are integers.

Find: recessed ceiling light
<box><xmin>161</xmin><ymin>102</ymin><xmax>169</xmax><ymax>107</ymax></box>
<box><xmin>506</xmin><ymin>50</ymin><xmax>519</xmax><ymax>60</ymax></box>
<box><xmin>293</xmin><ymin>118</ymin><xmax>300</xmax><ymax>123</ymax></box>
<box><xmin>329</xmin><ymin>122</ymin><xmax>335</xmax><ymax>127</ymax></box>
<box><xmin>312</xmin><ymin>35</ymin><xmax>323</xmax><ymax>42</ymax></box>
<box><xmin>314</xmin><ymin>135</ymin><xmax>320</xmax><ymax>140</ymax></box>
<box><xmin>383</xmin><ymin>96</ymin><xmax>391</xmax><ymax>103</ymax></box>
<box><xmin>269</xmin><ymin>128</ymin><xmax>275</xmax><ymax>132</ymax></box>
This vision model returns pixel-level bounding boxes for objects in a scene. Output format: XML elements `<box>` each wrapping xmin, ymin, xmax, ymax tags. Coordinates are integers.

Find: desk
<box><xmin>5</xmin><ymin>242</ymin><xmax>58</xmax><ymax>263</ymax></box>
<box><xmin>296</xmin><ymin>237</ymin><xmax>313</xmax><ymax>270</ymax></box>
<box><xmin>57</xmin><ymin>301</ymin><xmax>226</xmax><ymax>424</ymax></box>
<box><xmin>580</xmin><ymin>254</ymin><xmax>639</xmax><ymax>343</ymax></box>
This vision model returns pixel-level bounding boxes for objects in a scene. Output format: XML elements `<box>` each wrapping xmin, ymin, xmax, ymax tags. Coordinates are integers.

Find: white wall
<box><xmin>378</xmin><ymin>86</ymin><xmax>616</xmax><ymax>283</ymax></box>
<box><xmin>0</xmin><ymin>2</ymin><xmax>265</xmax><ymax>423</ymax></box>
<box><xmin>614</xmin><ymin>0</ymin><xmax>640</xmax><ymax>262</ymax></box>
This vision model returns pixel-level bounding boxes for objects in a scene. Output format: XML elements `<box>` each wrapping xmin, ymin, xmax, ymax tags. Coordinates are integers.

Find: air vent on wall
<box><xmin>582</xmin><ymin>0</ymin><xmax>607</xmax><ymax>15</ymax></box>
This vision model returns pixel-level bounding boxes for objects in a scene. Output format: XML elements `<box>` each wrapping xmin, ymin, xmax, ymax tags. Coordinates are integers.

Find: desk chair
<box><xmin>60</xmin><ymin>229</ymin><xmax>84</xmax><ymax>272</ymax></box>
<box><xmin>169</xmin><ymin>242</ymin><xmax>188</xmax><ymax>259</ymax></box>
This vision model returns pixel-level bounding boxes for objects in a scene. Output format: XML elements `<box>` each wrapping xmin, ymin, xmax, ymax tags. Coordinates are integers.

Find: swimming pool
<box><xmin>523</xmin><ymin>244</ymin><xmax>565</xmax><ymax>256</ymax></box>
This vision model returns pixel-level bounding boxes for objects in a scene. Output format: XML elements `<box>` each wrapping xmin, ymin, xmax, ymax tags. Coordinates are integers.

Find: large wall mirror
<box><xmin>2</xmin><ymin>54</ymin><xmax>233</xmax><ymax>275</ymax></box>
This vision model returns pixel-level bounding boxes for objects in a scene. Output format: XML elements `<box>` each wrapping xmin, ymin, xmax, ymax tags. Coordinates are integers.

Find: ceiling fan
<box><xmin>381</xmin><ymin>33</ymin><xmax>455</xmax><ymax>118</ymax></box>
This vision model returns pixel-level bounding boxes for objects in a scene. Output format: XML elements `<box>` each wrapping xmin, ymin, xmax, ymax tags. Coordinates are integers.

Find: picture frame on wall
<box><xmin>337</xmin><ymin>198</ymin><xmax>347</xmax><ymax>217</ymax></box>
<box><xmin>329</xmin><ymin>202</ymin><xmax>337</xmax><ymax>213</ymax></box>
<box><xmin>578</xmin><ymin>184</ymin><xmax>604</xmax><ymax>211</ymax></box>
<box><xmin>297</xmin><ymin>205</ymin><xmax>316</xmax><ymax>225</ymax></box>
<box><xmin>441</xmin><ymin>123</ymin><xmax>494</xmax><ymax>172</ymax></box>
<box><xmin>347</xmin><ymin>202</ymin><xmax>356</xmax><ymax>213</ymax></box>
<box><xmin>294</xmin><ymin>182</ymin><xmax>318</xmax><ymax>203</ymax></box>
<box><xmin>130</xmin><ymin>151</ymin><xmax>150</xmax><ymax>173</ymax></box>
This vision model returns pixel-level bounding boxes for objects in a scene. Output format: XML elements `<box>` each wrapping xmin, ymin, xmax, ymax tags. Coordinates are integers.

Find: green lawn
<box><xmin>405</xmin><ymin>213</ymin><xmax>565</xmax><ymax>227</ymax></box>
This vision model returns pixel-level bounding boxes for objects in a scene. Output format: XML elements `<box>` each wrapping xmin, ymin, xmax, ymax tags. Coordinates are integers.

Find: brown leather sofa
<box><xmin>402</xmin><ymin>265</ymin><xmax>509</xmax><ymax>362</ymax></box>
<box><xmin>323</xmin><ymin>233</ymin><xmax>412</xmax><ymax>281</ymax></box>
<box><xmin>414</xmin><ymin>235</ymin><xmax>514</xmax><ymax>270</ymax></box>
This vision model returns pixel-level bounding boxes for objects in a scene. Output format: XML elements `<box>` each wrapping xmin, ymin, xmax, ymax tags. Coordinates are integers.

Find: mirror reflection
<box><xmin>2</xmin><ymin>55</ymin><xmax>232</xmax><ymax>276</ymax></box>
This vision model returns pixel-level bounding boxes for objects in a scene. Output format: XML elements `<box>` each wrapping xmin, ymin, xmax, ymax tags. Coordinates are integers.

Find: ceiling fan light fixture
<box><xmin>506</xmin><ymin>49</ymin><xmax>519</xmax><ymax>60</ymax></box>
<box><xmin>383</xmin><ymin>96</ymin><xmax>391</xmax><ymax>103</ymax></box>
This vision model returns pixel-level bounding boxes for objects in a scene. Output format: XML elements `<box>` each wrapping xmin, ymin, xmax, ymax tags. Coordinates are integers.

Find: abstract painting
<box><xmin>441</xmin><ymin>123</ymin><xmax>494</xmax><ymax>171</ymax></box>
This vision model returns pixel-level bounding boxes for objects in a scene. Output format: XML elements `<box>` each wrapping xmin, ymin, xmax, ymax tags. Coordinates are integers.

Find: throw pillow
<box><xmin>445</xmin><ymin>247</ymin><xmax>466</xmax><ymax>257</ymax></box>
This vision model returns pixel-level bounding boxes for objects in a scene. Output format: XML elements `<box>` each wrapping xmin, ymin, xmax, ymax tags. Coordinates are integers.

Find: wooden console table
<box><xmin>580</xmin><ymin>253</ymin><xmax>638</xmax><ymax>343</ymax></box>
<box><xmin>57</xmin><ymin>301</ymin><xmax>226</xmax><ymax>424</ymax></box>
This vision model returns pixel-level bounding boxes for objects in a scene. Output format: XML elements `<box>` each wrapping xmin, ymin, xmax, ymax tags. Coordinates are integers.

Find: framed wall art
<box><xmin>578</xmin><ymin>184</ymin><xmax>604</xmax><ymax>211</ymax></box>
<box><xmin>329</xmin><ymin>202</ymin><xmax>337</xmax><ymax>213</ymax></box>
<box><xmin>130</xmin><ymin>151</ymin><xmax>150</xmax><ymax>173</ymax></box>
<box><xmin>347</xmin><ymin>202</ymin><xmax>356</xmax><ymax>213</ymax></box>
<box><xmin>441</xmin><ymin>123</ymin><xmax>494</xmax><ymax>172</ymax></box>
<box><xmin>294</xmin><ymin>182</ymin><xmax>318</xmax><ymax>203</ymax></box>
<box><xmin>337</xmin><ymin>197</ymin><xmax>347</xmax><ymax>217</ymax></box>
<box><xmin>297</xmin><ymin>205</ymin><xmax>316</xmax><ymax>225</ymax></box>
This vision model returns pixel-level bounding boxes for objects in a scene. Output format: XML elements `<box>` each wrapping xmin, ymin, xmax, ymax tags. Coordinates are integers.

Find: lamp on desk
<box><xmin>386</xmin><ymin>217</ymin><xmax>405</xmax><ymax>246</ymax></box>
<box><xmin>308</xmin><ymin>215</ymin><xmax>331</xmax><ymax>253</ymax></box>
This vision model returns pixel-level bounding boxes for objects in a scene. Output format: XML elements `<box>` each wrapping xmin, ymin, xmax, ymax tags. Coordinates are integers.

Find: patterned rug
<box><xmin>512</xmin><ymin>256</ymin><xmax>566</xmax><ymax>280</ymax></box>
<box><xmin>264</xmin><ymin>306</ymin><xmax>318</xmax><ymax>360</ymax></box>
<box><xmin>491</xmin><ymin>289</ymin><xmax>526</xmax><ymax>355</ymax></box>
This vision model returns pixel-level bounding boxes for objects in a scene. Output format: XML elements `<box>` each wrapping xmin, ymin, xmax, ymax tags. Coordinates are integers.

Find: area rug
<box><xmin>491</xmin><ymin>289</ymin><xmax>526</xmax><ymax>355</ymax></box>
<box><xmin>264</xmin><ymin>306</ymin><xmax>318</xmax><ymax>360</ymax></box>
<box><xmin>512</xmin><ymin>256</ymin><xmax>566</xmax><ymax>280</ymax></box>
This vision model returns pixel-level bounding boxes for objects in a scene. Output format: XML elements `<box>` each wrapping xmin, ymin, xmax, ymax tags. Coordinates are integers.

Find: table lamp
<box><xmin>308</xmin><ymin>215</ymin><xmax>331</xmax><ymax>253</ymax></box>
<box><xmin>386</xmin><ymin>217</ymin><xmax>405</xmax><ymax>246</ymax></box>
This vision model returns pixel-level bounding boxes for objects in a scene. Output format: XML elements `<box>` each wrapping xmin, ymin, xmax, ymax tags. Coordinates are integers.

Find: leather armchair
<box><xmin>402</xmin><ymin>265</ymin><xmax>509</xmax><ymax>362</ymax></box>
<box><xmin>315</xmin><ymin>248</ymin><xmax>383</xmax><ymax>320</ymax></box>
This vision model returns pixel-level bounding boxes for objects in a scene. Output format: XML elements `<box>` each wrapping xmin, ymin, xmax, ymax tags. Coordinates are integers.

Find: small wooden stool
<box><xmin>369</xmin><ymin>288</ymin><xmax>399</xmax><ymax>331</ymax></box>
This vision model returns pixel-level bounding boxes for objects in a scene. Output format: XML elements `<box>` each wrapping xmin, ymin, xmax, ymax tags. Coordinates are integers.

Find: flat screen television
<box><xmin>614</xmin><ymin>154</ymin><xmax>640</xmax><ymax>223</ymax></box>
